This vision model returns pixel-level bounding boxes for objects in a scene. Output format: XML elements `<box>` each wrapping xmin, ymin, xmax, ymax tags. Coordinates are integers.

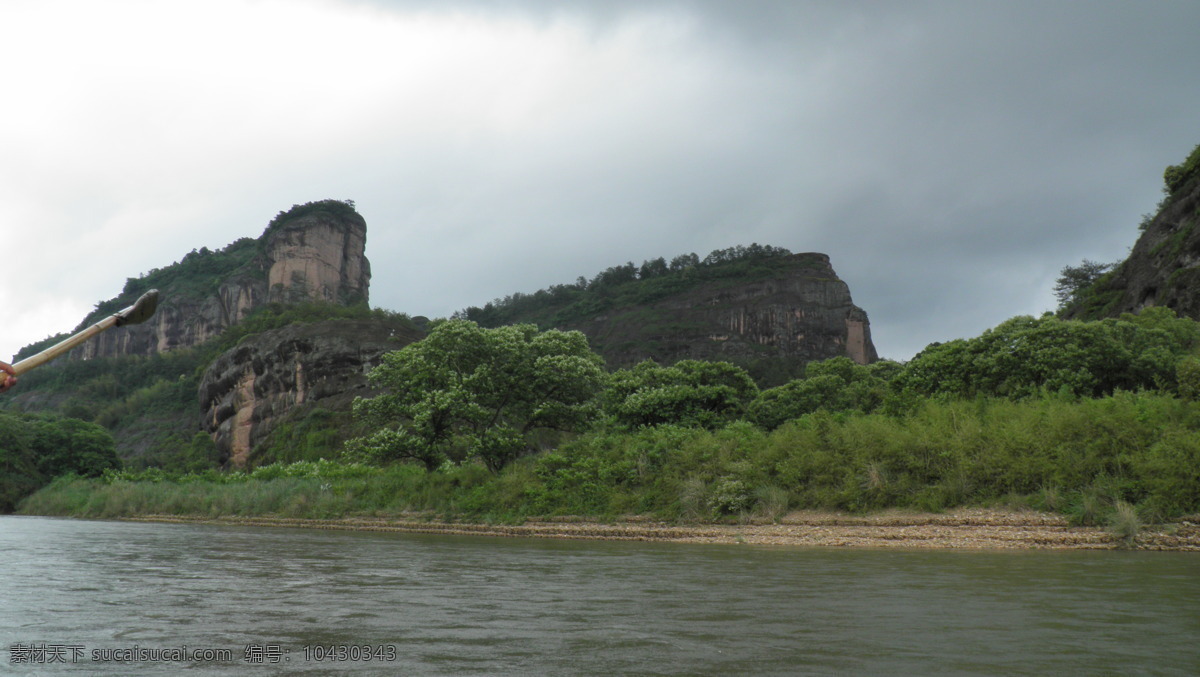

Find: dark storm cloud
<box><xmin>349</xmin><ymin>1</ymin><xmax>1200</xmax><ymax>359</ymax></box>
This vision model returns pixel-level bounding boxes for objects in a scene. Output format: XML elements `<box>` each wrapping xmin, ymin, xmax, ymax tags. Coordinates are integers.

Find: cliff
<box><xmin>68</xmin><ymin>200</ymin><xmax>371</xmax><ymax>360</ymax></box>
<box><xmin>1064</xmin><ymin>144</ymin><xmax>1200</xmax><ymax>320</ymax></box>
<box><xmin>461</xmin><ymin>249</ymin><xmax>877</xmax><ymax>383</ymax></box>
<box><xmin>198</xmin><ymin>318</ymin><xmax>422</xmax><ymax>467</ymax></box>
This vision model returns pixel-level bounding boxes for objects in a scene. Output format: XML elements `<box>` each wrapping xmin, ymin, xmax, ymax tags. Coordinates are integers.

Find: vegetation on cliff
<box><xmin>1058</xmin><ymin>142</ymin><xmax>1200</xmax><ymax>320</ymax></box>
<box><xmin>72</xmin><ymin>237</ymin><xmax>262</xmax><ymax>335</ymax></box>
<box><xmin>456</xmin><ymin>243</ymin><xmax>797</xmax><ymax>329</ymax></box>
<box><xmin>456</xmin><ymin>244</ymin><xmax>866</xmax><ymax>386</ymax></box>
<box><xmin>264</xmin><ymin>199</ymin><xmax>359</xmax><ymax>238</ymax></box>
<box><xmin>1162</xmin><ymin>143</ymin><xmax>1200</xmax><ymax>197</ymax></box>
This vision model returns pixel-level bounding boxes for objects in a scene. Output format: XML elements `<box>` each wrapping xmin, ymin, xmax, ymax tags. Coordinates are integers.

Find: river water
<box><xmin>0</xmin><ymin>516</ymin><xmax>1196</xmax><ymax>676</ymax></box>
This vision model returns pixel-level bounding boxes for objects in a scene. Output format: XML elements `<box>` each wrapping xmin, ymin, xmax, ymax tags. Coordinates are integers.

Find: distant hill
<box><xmin>458</xmin><ymin>244</ymin><xmax>877</xmax><ymax>385</ymax></box>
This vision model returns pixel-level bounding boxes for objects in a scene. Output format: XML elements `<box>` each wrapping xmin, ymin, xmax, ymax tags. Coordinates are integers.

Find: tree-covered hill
<box><xmin>456</xmin><ymin>244</ymin><xmax>876</xmax><ymax>385</ymax></box>
<box><xmin>457</xmin><ymin>244</ymin><xmax>797</xmax><ymax>329</ymax></box>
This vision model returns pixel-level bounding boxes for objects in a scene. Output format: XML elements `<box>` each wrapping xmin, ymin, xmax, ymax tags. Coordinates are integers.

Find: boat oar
<box><xmin>11</xmin><ymin>289</ymin><xmax>160</xmax><ymax>375</ymax></box>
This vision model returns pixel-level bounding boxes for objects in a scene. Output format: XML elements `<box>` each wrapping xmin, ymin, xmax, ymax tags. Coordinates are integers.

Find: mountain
<box><xmin>4</xmin><ymin>201</ymin><xmax>405</xmax><ymax>469</ymax></box>
<box><xmin>459</xmin><ymin>246</ymin><xmax>877</xmax><ymax>384</ymax></box>
<box><xmin>1063</xmin><ymin>143</ymin><xmax>1200</xmax><ymax>320</ymax></box>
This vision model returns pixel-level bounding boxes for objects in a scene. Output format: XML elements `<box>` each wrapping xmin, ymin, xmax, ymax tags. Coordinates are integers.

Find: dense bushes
<box><xmin>523</xmin><ymin>393</ymin><xmax>1200</xmax><ymax>520</ymax></box>
<box><xmin>347</xmin><ymin>321</ymin><xmax>605</xmax><ymax>472</ymax></box>
<box><xmin>1163</xmin><ymin>143</ymin><xmax>1200</xmax><ymax>196</ymax></box>
<box><xmin>0</xmin><ymin>412</ymin><xmax>120</xmax><ymax>512</ymax></box>
<box><xmin>22</xmin><ymin>392</ymin><xmax>1200</xmax><ymax>523</ymax></box>
<box><xmin>896</xmin><ymin>309</ymin><xmax>1199</xmax><ymax>399</ymax></box>
<box><xmin>603</xmin><ymin>359</ymin><xmax>760</xmax><ymax>429</ymax></box>
<box><xmin>15</xmin><ymin>307</ymin><xmax>1200</xmax><ymax>526</ymax></box>
<box><xmin>748</xmin><ymin>357</ymin><xmax>901</xmax><ymax>428</ymax></box>
<box><xmin>456</xmin><ymin>244</ymin><xmax>798</xmax><ymax>329</ymax></box>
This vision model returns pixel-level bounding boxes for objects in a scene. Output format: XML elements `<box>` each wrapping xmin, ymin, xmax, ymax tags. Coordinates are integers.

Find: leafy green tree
<box><xmin>748</xmin><ymin>356</ymin><xmax>901</xmax><ymax>429</ymax></box>
<box><xmin>347</xmin><ymin>320</ymin><xmax>606</xmax><ymax>472</ymax></box>
<box><xmin>1177</xmin><ymin>356</ymin><xmax>1200</xmax><ymax>401</ymax></box>
<box><xmin>1054</xmin><ymin>259</ymin><xmax>1115</xmax><ymax>310</ymax></box>
<box><xmin>0</xmin><ymin>412</ymin><xmax>120</xmax><ymax>511</ymax></box>
<box><xmin>30</xmin><ymin>417</ymin><xmax>121</xmax><ymax>479</ymax></box>
<box><xmin>669</xmin><ymin>253</ymin><xmax>699</xmax><ymax>271</ymax></box>
<box><xmin>1163</xmin><ymin>143</ymin><xmax>1200</xmax><ymax>196</ymax></box>
<box><xmin>748</xmin><ymin>375</ymin><xmax>844</xmax><ymax>430</ymax></box>
<box><xmin>897</xmin><ymin>310</ymin><xmax>1200</xmax><ymax>399</ymax></box>
<box><xmin>638</xmin><ymin>257</ymin><xmax>669</xmax><ymax>279</ymax></box>
<box><xmin>603</xmin><ymin>359</ymin><xmax>759</xmax><ymax>429</ymax></box>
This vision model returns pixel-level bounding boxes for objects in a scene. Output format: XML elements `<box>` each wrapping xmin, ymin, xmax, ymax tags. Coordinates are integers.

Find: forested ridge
<box><xmin>456</xmin><ymin>243</ymin><xmax>799</xmax><ymax>329</ymax></box>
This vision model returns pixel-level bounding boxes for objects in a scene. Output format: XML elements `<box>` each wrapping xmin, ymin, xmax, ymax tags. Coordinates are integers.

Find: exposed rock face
<box><xmin>561</xmin><ymin>253</ymin><xmax>878</xmax><ymax>372</ymax></box>
<box><xmin>199</xmin><ymin>319</ymin><xmax>422</xmax><ymax>467</ymax></box>
<box><xmin>1063</xmin><ymin>174</ymin><xmax>1200</xmax><ymax>320</ymax></box>
<box><xmin>73</xmin><ymin>203</ymin><xmax>371</xmax><ymax>360</ymax></box>
<box><xmin>266</xmin><ymin>211</ymin><xmax>371</xmax><ymax>305</ymax></box>
<box><xmin>75</xmin><ymin>272</ymin><xmax>268</xmax><ymax>359</ymax></box>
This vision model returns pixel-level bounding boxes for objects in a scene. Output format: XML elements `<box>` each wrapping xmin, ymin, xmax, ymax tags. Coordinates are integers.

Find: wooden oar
<box><xmin>12</xmin><ymin>289</ymin><xmax>160</xmax><ymax>374</ymax></box>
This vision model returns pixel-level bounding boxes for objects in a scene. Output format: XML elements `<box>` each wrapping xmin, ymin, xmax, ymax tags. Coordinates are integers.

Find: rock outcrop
<box><xmin>199</xmin><ymin>318</ymin><xmax>422</xmax><ymax>467</ymax></box>
<box><xmin>574</xmin><ymin>253</ymin><xmax>876</xmax><ymax>370</ymax></box>
<box><xmin>475</xmin><ymin>251</ymin><xmax>877</xmax><ymax>383</ymax></box>
<box><xmin>72</xmin><ymin>200</ymin><xmax>371</xmax><ymax>360</ymax></box>
<box><xmin>266</xmin><ymin>211</ymin><xmax>370</xmax><ymax>306</ymax></box>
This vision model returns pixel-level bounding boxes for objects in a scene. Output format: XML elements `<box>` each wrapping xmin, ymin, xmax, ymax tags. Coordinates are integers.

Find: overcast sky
<box><xmin>3</xmin><ymin>0</ymin><xmax>1198</xmax><ymax>363</ymax></box>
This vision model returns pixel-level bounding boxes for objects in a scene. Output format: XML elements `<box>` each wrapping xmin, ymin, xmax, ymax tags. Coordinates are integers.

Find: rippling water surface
<box><xmin>1</xmin><ymin>516</ymin><xmax>1197</xmax><ymax>675</ymax></box>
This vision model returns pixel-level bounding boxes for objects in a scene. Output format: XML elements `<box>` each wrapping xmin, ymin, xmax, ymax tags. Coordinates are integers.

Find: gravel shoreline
<box><xmin>123</xmin><ymin>509</ymin><xmax>1200</xmax><ymax>550</ymax></box>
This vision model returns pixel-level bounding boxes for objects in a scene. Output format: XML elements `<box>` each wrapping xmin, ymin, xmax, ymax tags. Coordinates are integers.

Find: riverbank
<box><xmin>121</xmin><ymin>508</ymin><xmax>1200</xmax><ymax>550</ymax></box>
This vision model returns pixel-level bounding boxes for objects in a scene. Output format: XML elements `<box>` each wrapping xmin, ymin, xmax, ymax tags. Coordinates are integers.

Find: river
<box><xmin>0</xmin><ymin>516</ymin><xmax>1196</xmax><ymax>675</ymax></box>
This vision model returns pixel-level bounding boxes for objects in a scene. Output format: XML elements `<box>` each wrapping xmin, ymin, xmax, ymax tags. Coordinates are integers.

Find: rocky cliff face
<box><xmin>265</xmin><ymin>211</ymin><xmax>371</xmax><ymax>306</ymax></box>
<box><xmin>73</xmin><ymin>201</ymin><xmax>371</xmax><ymax>360</ymax></box>
<box><xmin>199</xmin><ymin>318</ymin><xmax>422</xmax><ymax>467</ymax></box>
<box><xmin>554</xmin><ymin>253</ymin><xmax>877</xmax><ymax>377</ymax></box>
<box><xmin>1063</xmin><ymin>169</ymin><xmax>1200</xmax><ymax>320</ymax></box>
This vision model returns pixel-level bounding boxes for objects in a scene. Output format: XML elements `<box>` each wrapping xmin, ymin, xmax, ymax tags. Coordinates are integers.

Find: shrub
<box><xmin>1107</xmin><ymin>501</ymin><xmax>1142</xmax><ymax>547</ymax></box>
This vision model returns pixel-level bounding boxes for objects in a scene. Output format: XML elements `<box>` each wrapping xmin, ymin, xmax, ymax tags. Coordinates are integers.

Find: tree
<box><xmin>0</xmin><ymin>412</ymin><xmax>121</xmax><ymax>511</ymax></box>
<box><xmin>30</xmin><ymin>417</ymin><xmax>121</xmax><ymax>479</ymax></box>
<box><xmin>347</xmin><ymin>320</ymin><xmax>606</xmax><ymax>472</ymax></box>
<box><xmin>668</xmin><ymin>253</ymin><xmax>699</xmax><ymax>271</ymax></box>
<box><xmin>638</xmin><ymin>257</ymin><xmax>669</xmax><ymax>279</ymax></box>
<box><xmin>748</xmin><ymin>356</ymin><xmax>900</xmax><ymax>430</ymax></box>
<box><xmin>894</xmin><ymin>311</ymin><xmax>1200</xmax><ymax>399</ymax></box>
<box><xmin>603</xmin><ymin>359</ymin><xmax>759</xmax><ymax>429</ymax></box>
<box><xmin>1054</xmin><ymin>259</ymin><xmax>1114</xmax><ymax>310</ymax></box>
